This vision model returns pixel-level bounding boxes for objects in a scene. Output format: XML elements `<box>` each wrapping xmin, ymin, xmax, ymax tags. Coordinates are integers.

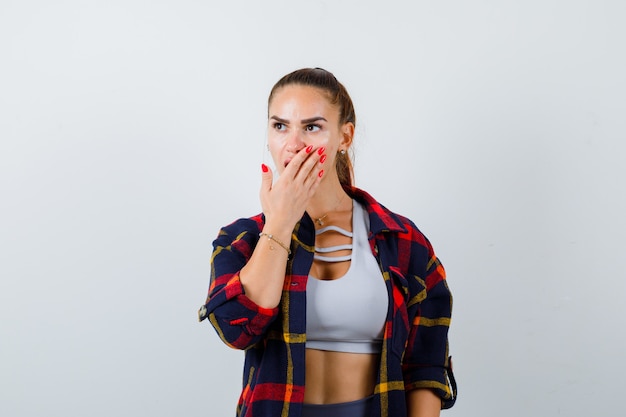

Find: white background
<box><xmin>1</xmin><ymin>1</ymin><xmax>625</xmax><ymax>416</ymax></box>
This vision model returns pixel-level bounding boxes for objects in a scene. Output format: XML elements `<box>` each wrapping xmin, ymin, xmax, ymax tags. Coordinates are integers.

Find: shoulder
<box><xmin>350</xmin><ymin>187</ymin><xmax>440</xmax><ymax>274</ymax></box>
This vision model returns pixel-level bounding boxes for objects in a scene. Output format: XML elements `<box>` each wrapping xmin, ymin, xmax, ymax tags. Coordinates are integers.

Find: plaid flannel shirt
<box><xmin>199</xmin><ymin>187</ymin><xmax>456</xmax><ymax>416</ymax></box>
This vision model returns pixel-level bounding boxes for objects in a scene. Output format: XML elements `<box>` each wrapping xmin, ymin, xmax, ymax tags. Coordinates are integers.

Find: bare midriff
<box><xmin>304</xmin><ymin>348</ymin><xmax>379</xmax><ymax>404</ymax></box>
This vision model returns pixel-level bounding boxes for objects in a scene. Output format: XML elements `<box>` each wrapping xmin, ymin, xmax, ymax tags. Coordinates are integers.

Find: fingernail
<box><xmin>261</xmin><ymin>163</ymin><xmax>269</xmax><ymax>173</ymax></box>
<box><xmin>306</xmin><ymin>145</ymin><xmax>313</xmax><ymax>153</ymax></box>
<box><xmin>320</xmin><ymin>154</ymin><xmax>327</xmax><ymax>164</ymax></box>
<box><xmin>318</xmin><ymin>169</ymin><xmax>324</xmax><ymax>178</ymax></box>
<box><xmin>317</xmin><ymin>147</ymin><xmax>326</xmax><ymax>155</ymax></box>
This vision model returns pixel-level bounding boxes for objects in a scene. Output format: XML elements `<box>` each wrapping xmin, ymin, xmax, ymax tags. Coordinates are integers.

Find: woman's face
<box><xmin>267</xmin><ymin>85</ymin><xmax>352</xmax><ymax>175</ymax></box>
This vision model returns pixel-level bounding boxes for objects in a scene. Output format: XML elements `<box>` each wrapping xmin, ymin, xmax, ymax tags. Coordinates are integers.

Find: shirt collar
<box><xmin>344</xmin><ymin>186</ymin><xmax>408</xmax><ymax>235</ymax></box>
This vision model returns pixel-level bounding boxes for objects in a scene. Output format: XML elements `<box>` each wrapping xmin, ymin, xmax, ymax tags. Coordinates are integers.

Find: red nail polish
<box><xmin>317</xmin><ymin>147</ymin><xmax>326</xmax><ymax>155</ymax></box>
<box><xmin>318</xmin><ymin>169</ymin><xmax>324</xmax><ymax>178</ymax></box>
<box><xmin>306</xmin><ymin>145</ymin><xmax>313</xmax><ymax>153</ymax></box>
<box><xmin>320</xmin><ymin>154</ymin><xmax>327</xmax><ymax>164</ymax></box>
<box><xmin>261</xmin><ymin>163</ymin><xmax>269</xmax><ymax>173</ymax></box>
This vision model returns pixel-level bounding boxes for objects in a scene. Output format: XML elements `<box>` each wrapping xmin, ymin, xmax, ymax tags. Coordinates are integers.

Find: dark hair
<box><xmin>268</xmin><ymin>68</ymin><xmax>356</xmax><ymax>187</ymax></box>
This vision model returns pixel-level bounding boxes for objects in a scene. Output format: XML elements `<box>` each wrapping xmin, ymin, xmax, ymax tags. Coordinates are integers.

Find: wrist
<box><xmin>261</xmin><ymin>220</ymin><xmax>295</xmax><ymax>241</ymax></box>
<box><xmin>258</xmin><ymin>232</ymin><xmax>291</xmax><ymax>258</ymax></box>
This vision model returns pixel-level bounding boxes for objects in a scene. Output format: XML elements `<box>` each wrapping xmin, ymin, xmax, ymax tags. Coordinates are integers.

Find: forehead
<box><xmin>269</xmin><ymin>85</ymin><xmax>337</xmax><ymax>117</ymax></box>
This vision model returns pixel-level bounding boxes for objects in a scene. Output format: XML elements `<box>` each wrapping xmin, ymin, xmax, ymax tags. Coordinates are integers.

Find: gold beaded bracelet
<box><xmin>259</xmin><ymin>232</ymin><xmax>291</xmax><ymax>258</ymax></box>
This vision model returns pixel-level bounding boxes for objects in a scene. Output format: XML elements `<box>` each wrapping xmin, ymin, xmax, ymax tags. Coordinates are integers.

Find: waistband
<box><xmin>301</xmin><ymin>395</ymin><xmax>373</xmax><ymax>417</ymax></box>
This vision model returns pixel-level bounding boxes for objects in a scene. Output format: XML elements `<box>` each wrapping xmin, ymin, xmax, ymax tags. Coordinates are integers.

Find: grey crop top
<box><xmin>306</xmin><ymin>200</ymin><xmax>389</xmax><ymax>354</ymax></box>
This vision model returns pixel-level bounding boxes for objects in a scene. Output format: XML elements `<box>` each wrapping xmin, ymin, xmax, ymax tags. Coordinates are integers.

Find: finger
<box><xmin>303</xmin><ymin>168</ymin><xmax>324</xmax><ymax>199</ymax></box>
<box><xmin>283</xmin><ymin>145</ymin><xmax>320</xmax><ymax>178</ymax></box>
<box><xmin>295</xmin><ymin>146</ymin><xmax>325</xmax><ymax>184</ymax></box>
<box><xmin>260</xmin><ymin>163</ymin><xmax>273</xmax><ymax>195</ymax></box>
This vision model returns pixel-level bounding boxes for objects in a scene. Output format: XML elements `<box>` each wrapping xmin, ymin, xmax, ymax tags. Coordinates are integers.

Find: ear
<box><xmin>340</xmin><ymin>122</ymin><xmax>355</xmax><ymax>149</ymax></box>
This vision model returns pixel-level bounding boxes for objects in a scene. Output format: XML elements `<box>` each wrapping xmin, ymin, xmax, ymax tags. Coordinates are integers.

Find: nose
<box><xmin>286</xmin><ymin>130</ymin><xmax>305</xmax><ymax>153</ymax></box>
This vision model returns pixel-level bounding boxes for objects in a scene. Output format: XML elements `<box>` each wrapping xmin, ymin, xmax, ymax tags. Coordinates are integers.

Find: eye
<box><xmin>273</xmin><ymin>122</ymin><xmax>285</xmax><ymax>131</ymax></box>
<box><xmin>305</xmin><ymin>124</ymin><xmax>321</xmax><ymax>132</ymax></box>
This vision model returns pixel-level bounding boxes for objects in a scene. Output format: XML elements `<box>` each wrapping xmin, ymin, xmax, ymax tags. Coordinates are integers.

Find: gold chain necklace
<box><xmin>314</xmin><ymin>193</ymin><xmax>347</xmax><ymax>226</ymax></box>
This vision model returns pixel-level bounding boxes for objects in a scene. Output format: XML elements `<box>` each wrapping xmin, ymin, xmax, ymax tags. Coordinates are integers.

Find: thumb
<box><xmin>260</xmin><ymin>163</ymin><xmax>273</xmax><ymax>194</ymax></box>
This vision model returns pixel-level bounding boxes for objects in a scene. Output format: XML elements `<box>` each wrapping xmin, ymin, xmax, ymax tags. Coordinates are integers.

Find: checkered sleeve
<box><xmin>401</xmin><ymin>224</ymin><xmax>457</xmax><ymax>409</ymax></box>
<box><xmin>198</xmin><ymin>218</ymin><xmax>279</xmax><ymax>350</ymax></box>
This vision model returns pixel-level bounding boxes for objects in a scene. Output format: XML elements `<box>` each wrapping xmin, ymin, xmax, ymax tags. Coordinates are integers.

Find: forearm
<box><xmin>238</xmin><ymin>222</ymin><xmax>292</xmax><ymax>309</ymax></box>
<box><xmin>406</xmin><ymin>388</ymin><xmax>441</xmax><ymax>417</ymax></box>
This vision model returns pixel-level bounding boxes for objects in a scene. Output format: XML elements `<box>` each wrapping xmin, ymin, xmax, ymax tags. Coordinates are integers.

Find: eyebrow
<box><xmin>269</xmin><ymin>116</ymin><xmax>328</xmax><ymax>124</ymax></box>
<box><xmin>301</xmin><ymin>116</ymin><xmax>327</xmax><ymax>124</ymax></box>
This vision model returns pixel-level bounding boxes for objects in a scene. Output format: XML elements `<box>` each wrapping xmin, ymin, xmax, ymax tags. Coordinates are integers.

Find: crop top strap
<box><xmin>315</xmin><ymin>225</ymin><xmax>353</xmax><ymax>237</ymax></box>
<box><xmin>315</xmin><ymin>244</ymin><xmax>353</xmax><ymax>253</ymax></box>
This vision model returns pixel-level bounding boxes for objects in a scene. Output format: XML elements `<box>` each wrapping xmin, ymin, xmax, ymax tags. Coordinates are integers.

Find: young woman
<box><xmin>199</xmin><ymin>68</ymin><xmax>456</xmax><ymax>417</ymax></box>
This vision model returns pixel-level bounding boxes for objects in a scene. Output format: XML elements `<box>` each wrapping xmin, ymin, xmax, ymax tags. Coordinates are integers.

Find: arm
<box><xmin>199</xmin><ymin>146</ymin><xmax>325</xmax><ymax>349</ymax></box>
<box><xmin>239</xmin><ymin>145</ymin><xmax>325</xmax><ymax>308</ymax></box>
<box><xmin>402</xmin><ymin>225</ymin><xmax>456</xmax><ymax>409</ymax></box>
<box><xmin>407</xmin><ymin>389</ymin><xmax>441</xmax><ymax>417</ymax></box>
<box><xmin>199</xmin><ymin>219</ymin><xmax>281</xmax><ymax>350</ymax></box>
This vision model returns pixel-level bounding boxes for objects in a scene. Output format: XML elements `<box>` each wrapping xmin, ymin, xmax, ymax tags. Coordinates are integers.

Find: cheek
<box><xmin>306</xmin><ymin>131</ymin><xmax>333</xmax><ymax>149</ymax></box>
<box><xmin>266</xmin><ymin>139</ymin><xmax>284</xmax><ymax>171</ymax></box>
<box><xmin>267</xmin><ymin>134</ymin><xmax>283</xmax><ymax>154</ymax></box>
<box><xmin>267</xmin><ymin>128</ymin><xmax>289</xmax><ymax>145</ymax></box>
